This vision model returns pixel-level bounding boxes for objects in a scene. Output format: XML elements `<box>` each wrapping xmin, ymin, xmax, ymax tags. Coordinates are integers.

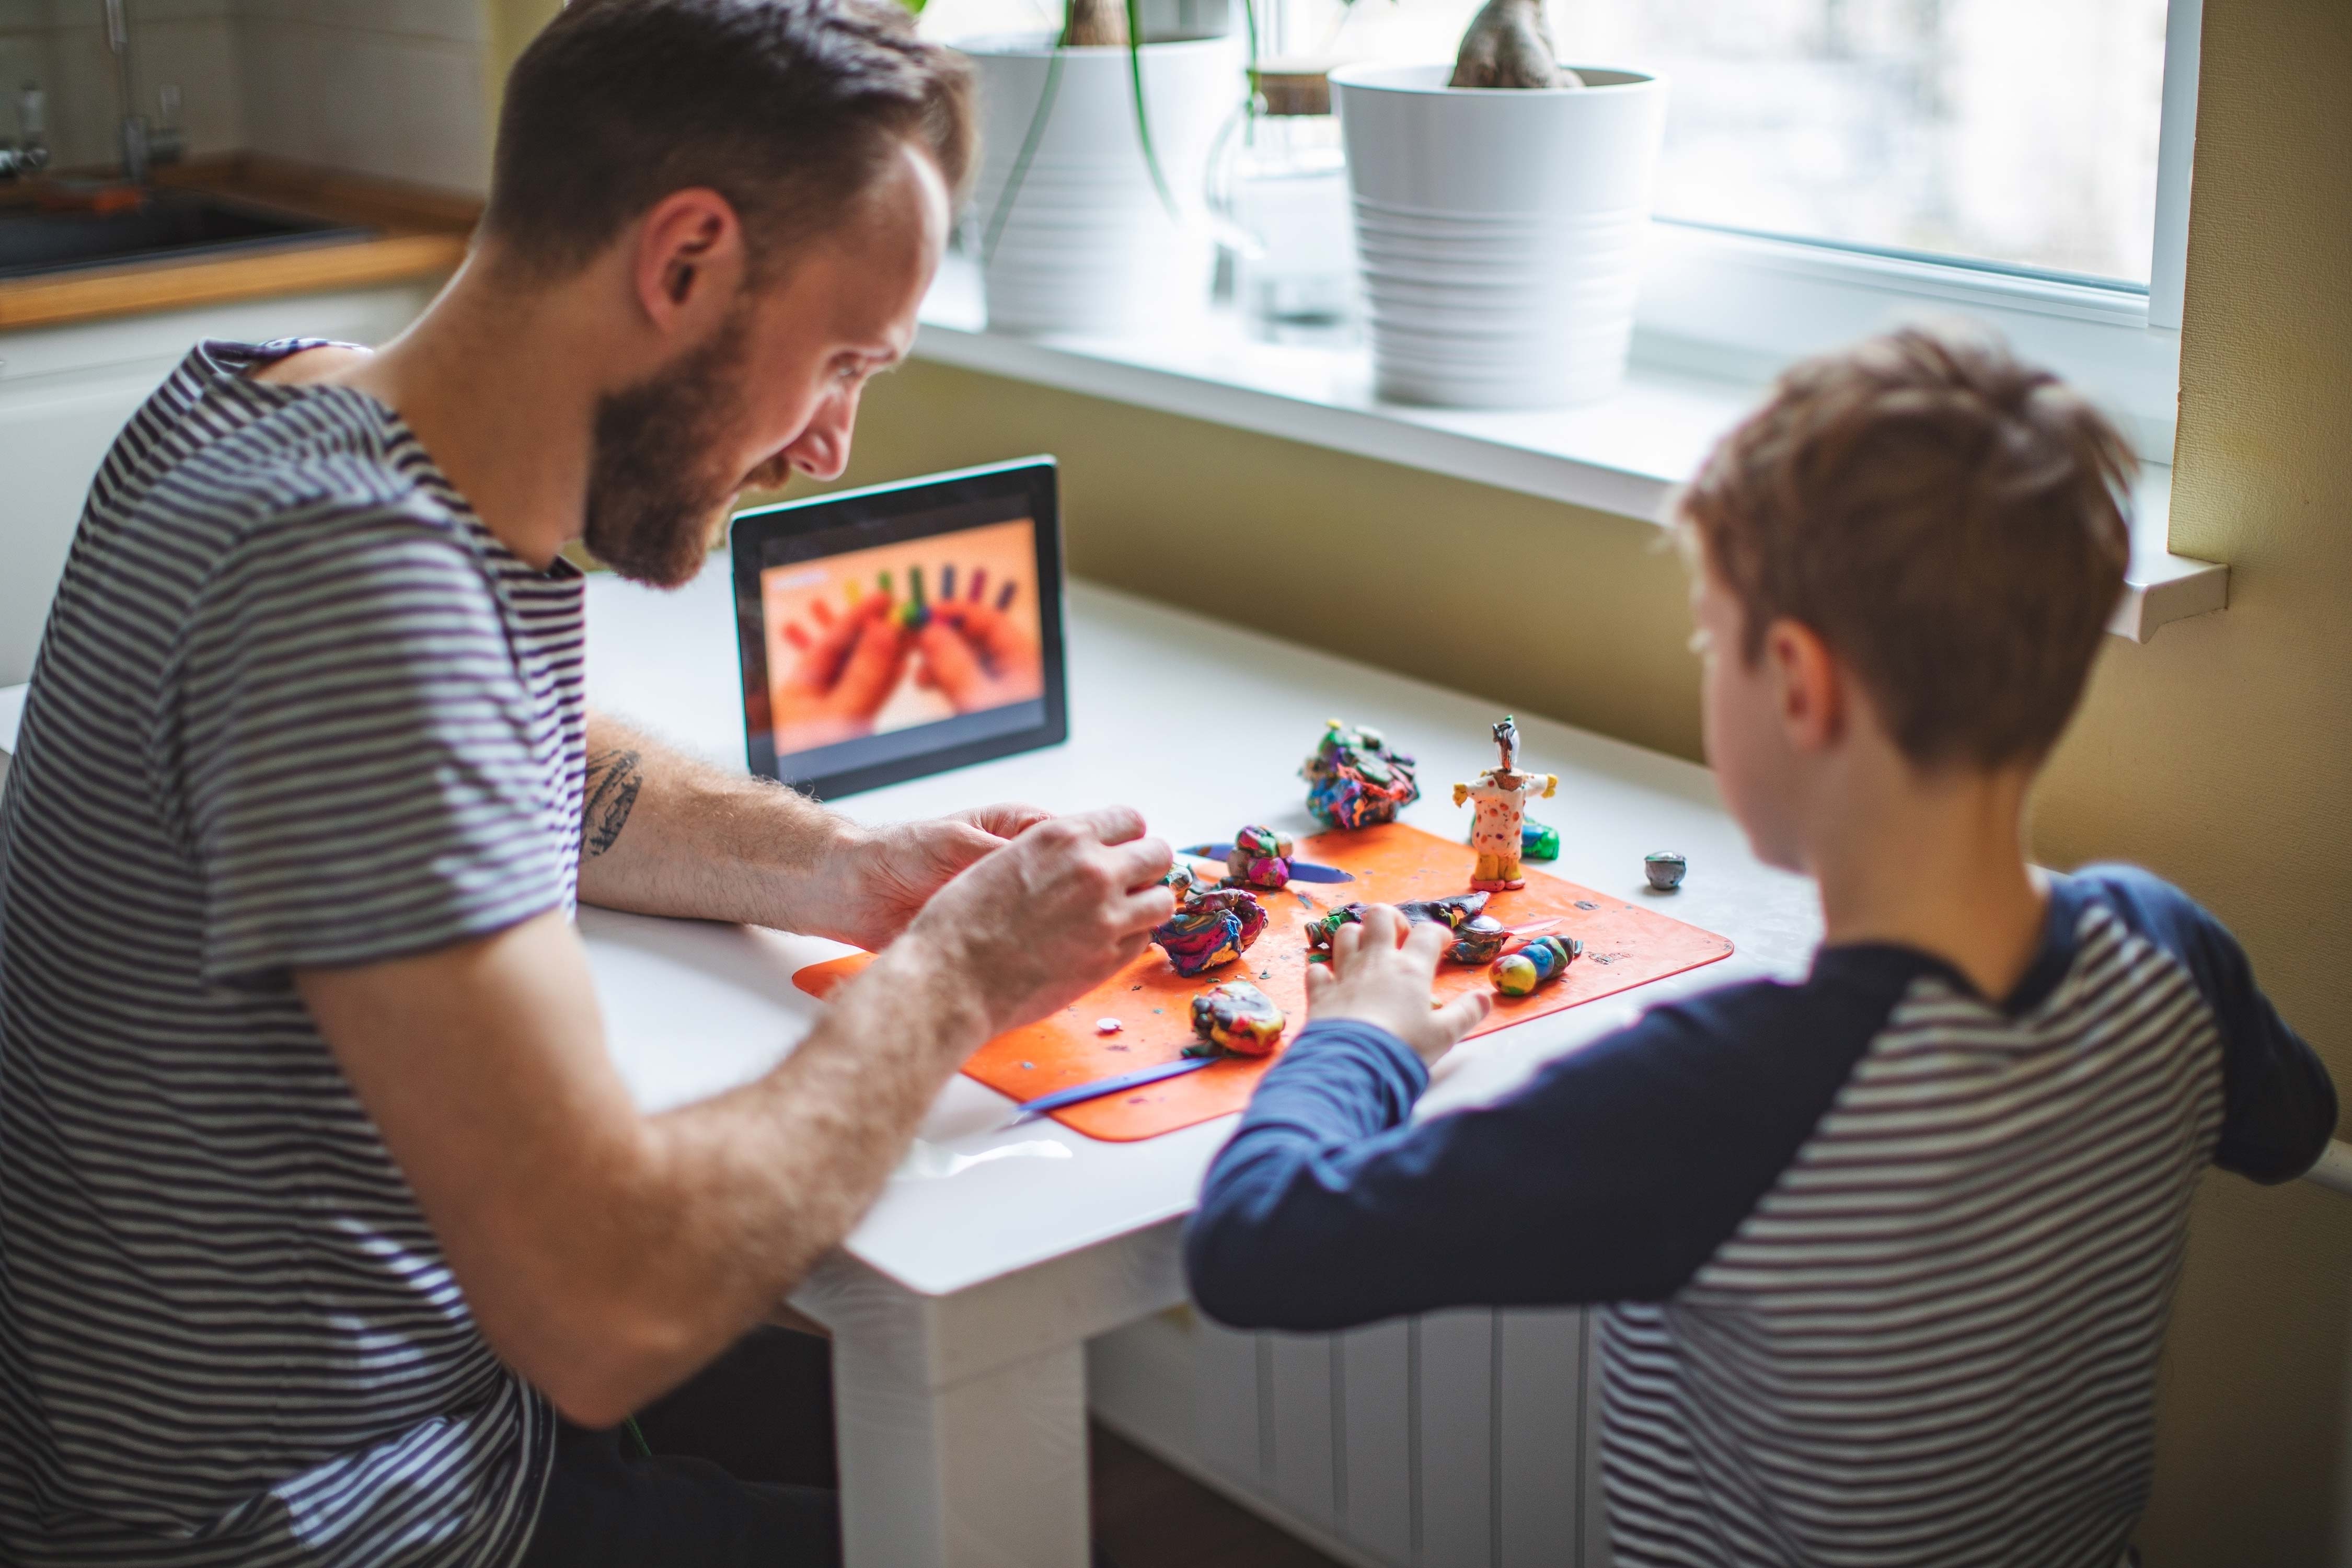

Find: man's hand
<box><xmin>1306</xmin><ymin>905</ymin><xmax>1491</xmax><ymax>1065</ymax></box>
<box><xmin>799</xmin><ymin>802</ymin><xmax>1054</xmax><ymax>951</ymax></box>
<box><xmin>770</xmin><ymin>594</ymin><xmax>910</xmax><ymax>748</ymax></box>
<box><xmin>297</xmin><ymin>806</ymin><xmax>1172</xmax><ymax>1428</ymax></box>
<box><xmin>913</xmin><ymin>602</ymin><xmax>1045</xmax><ymax>713</ymax></box>
<box><xmin>905</xmin><ymin>806</ymin><xmax>1175</xmax><ymax>1035</ymax></box>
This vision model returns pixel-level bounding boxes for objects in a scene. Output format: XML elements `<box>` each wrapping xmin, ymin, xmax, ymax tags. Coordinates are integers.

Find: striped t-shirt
<box><xmin>0</xmin><ymin>340</ymin><xmax>586</xmax><ymax>1566</ymax></box>
<box><xmin>1185</xmin><ymin>868</ymin><xmax>2334</xmax><ymax>1566</ymax></box>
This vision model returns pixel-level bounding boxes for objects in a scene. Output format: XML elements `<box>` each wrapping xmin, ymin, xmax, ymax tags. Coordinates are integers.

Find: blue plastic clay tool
<box><xmin>1007</xmin><ymin>1055</ymin><xmax>1220</xmax><ymax>1124</ymax></box>
<box><xmin>1179</xmin><ymin>843</ymin><xmax>1355</xmax><ymax>883</ymax></box>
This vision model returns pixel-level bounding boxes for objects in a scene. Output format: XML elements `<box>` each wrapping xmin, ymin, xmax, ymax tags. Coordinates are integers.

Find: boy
<box><xmin>1184</xmin><ymin>329</ymin><xmax>2335</xmax><ymax>1567</ymax></box>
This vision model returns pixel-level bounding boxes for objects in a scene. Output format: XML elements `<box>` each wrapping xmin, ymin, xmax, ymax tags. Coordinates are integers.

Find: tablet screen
<box><xmin>732</xmin><ymin>460</ymin><xmax>1066</xmax><ymax>797</ymax></box>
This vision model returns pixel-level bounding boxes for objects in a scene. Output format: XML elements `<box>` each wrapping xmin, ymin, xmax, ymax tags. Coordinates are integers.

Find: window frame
<box><xmin>1590</xmin><ymin>0</ymin><xmax>2199</xmax><ymax>464</ymax></box>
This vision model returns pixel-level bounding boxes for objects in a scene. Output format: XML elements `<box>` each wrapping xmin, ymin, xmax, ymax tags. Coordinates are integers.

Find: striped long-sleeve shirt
<box><xmin>1185</xmin><ymin>868</ymin><xmax>2334</xmax><ymax>1566</ymax></box>
<box><xmin>0</xmin><ymin>340</ymin><xmax>586</xmax><ymax>1565</ymax></box>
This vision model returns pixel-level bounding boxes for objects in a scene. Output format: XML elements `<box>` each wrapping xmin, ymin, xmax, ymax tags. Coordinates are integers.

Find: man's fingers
<box><xmin>1305</xmin><ymin>963</ymin><xmax>1333</xmax><ymax>1008</ymax></box>
<box><xmin>780</xmin><ymin>599</ymin><xmax>871</xmax><ymax>693</ymax></box>
<box><xmin>1057</xmin><ymin>805</ymin><xmax>1149</xmax><ymax>846</ymax></box>
<box><xmin>953</xmin><ymin>602</ymin><xmax>1036</xmax><ymax>666</ymax></box>
<box><xmin>1330</xmin><ymin>918</ymin><xmax>1364</xmax><ymax>971</ymax></box>
<box><xmin>914</xmin><ymin>623</ymin><xmax>986</xmax><ymax>710</ymax></box>
<box><xmin>832</xmin><ymin>615</ymin><xmax>909</xmax><ymax>716</ymax></box>
<box><xmin>1123</xmin><ymin>882</ymin><xmax>1178</xmax><ymax>930</ymax></box>
<box><xmin>1106</xmin><ymin>833</ymin><xmax>1175</xmax><ymax>892</ymax></box>
<box><xmin>956</xmin><ymin>802</ymin><xmax>1052</xmax><ymax>839</ymax></box>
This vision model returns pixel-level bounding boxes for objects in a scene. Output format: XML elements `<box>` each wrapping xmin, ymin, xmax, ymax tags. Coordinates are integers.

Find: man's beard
<box><xmin>583</xmin><ymin>308</ymin><xmax>762</xmax><ymax>589</ymax></box>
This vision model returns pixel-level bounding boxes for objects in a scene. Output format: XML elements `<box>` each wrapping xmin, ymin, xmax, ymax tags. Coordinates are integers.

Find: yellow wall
<box><xmin>805</xmin><ymin>0</ymin><xmax>2352</xmax><ymax>1557</ymax></box>
<box><xmin>481</xmin><ymin>0</ymin><xmax>564</xmax><ymax>137</ymax></box>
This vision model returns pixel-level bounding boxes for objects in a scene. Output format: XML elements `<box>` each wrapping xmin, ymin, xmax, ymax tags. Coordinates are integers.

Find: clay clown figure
<box><xmin>1454</xmin><ymin>716</ymin><xmax>1558</xmax><ymax>892</ymax></box>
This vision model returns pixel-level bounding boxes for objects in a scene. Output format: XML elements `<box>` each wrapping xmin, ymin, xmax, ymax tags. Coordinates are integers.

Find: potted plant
<box><xmin>1331</xmin><ymin>0</ymin><xmax>1667</xmax><ymax>407</ymax></box>
<box><xmin>959</xmin><ymin>0</ymin><xmax>1243</xmax><ymax>335</ymax></box>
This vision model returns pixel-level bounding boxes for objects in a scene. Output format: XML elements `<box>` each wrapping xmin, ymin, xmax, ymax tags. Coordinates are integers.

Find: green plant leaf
<box><xmin>1123</xmin><ymin>0</ymin><xmax>1181</xmax><ymax>223</ymax></box>
<box><xmin>981</xmin><ymin>47</ymin><xmax>1068</xmax><ymax>264</ymax></box>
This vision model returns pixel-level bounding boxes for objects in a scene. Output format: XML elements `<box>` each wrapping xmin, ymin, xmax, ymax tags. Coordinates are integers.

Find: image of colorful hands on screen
<box><xmin>763</xmin><ymin>518</ymin><xmax>1046</xmax><ymax>755</ymax></box>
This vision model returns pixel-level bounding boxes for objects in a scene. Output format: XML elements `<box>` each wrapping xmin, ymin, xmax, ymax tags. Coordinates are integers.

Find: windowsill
<box><xmin>913</xmin><ymin>255</ymin><xmax>2226</xmax><ymax>642</ymax></box>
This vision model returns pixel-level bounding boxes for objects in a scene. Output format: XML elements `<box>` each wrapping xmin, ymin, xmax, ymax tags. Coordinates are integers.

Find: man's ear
<box><xmin>1762</xmin><ymin>616</ymin><xmax>1847</xmax><ymax>755</ymax></box>
<box><xmin>630</xmin><ymin>188</ymin><xmax>746</xmax><ymax>332</ymax></box>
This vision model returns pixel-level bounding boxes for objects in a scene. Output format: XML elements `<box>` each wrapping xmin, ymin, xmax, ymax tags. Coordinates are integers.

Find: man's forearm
<box><xmin>578</xmin><ymin>936</ymin><xmax>991</xmax><ymax>1415</ymax></box>
<box><xmin>577</xmin><ymin>710</ymin><xmax>849</xmax><ymax>929</ymax></box>
<box><xmin>616</xmin><ymin>940</ymin><xmax>983</xmax><ymax>1354</ymax></box>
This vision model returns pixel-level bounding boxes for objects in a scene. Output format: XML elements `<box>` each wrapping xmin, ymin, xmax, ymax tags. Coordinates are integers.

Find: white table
<box><xmin>0</xmin><ymin>568</ymin><xmax>1823</xmax><ymax>1568</ymax></box>
<box><xmin>579</xmin><ymin>566</ymin><xmax>1821</xmax><ymax>1568</ymax></box>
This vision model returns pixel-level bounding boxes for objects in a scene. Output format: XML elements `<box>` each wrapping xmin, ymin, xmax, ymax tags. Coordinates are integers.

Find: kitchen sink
<box><xmin>0</xmin><ymin>190</ymin><xmax>373</xmax><ymax>280</ymax></box>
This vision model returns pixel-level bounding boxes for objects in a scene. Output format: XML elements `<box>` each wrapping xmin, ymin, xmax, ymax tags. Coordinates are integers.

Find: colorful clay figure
<box><xmin>1301</xmin><ymin>719</ymin><xmax>1421</xmax><ymax>829</ymax></box>
<box><xmin>1491</xmin><ymin>934</ymin><xmax>1582</xmax><ymax>997</ymax></box>
<box><xmin>1306</xmin><ymin>892</ymin><xmax>1512</xmax><ymax>965</ymax></box>
<box><xmin>1189</xmin><ymin>981</ymin><xmax>1287</xmax><ymax>1056</ymax></box>
<box><xmin>1225</xmin><ymin>825</ymin><xmax>1296</xmax><ymax>890</ymax></box>
<box><xmin>1645</xmin><ymin>851</ymin><xmax>1688</xmax><ymax>892</ymax></box>
<box><xmin>1453</xmin><ymin>716</ymin><xmax>1559</xmax><ymax>892</ymax></box>
<box><xmin>1482</xmin><ymin>816</ymin><xmax>1560</xmax><ymax>860</ymax></box>
<box><xmin>1152</xmin><ymin>867</ymin><xmax>1269</xmax><ymax>977</ymax></box>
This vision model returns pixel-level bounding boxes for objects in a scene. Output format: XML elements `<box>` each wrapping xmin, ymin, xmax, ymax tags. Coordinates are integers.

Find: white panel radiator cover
<box><xmin>1087</xmin><ymin>1306</ymin><xmax>1613</xmax><ymax>1568</ymax></box>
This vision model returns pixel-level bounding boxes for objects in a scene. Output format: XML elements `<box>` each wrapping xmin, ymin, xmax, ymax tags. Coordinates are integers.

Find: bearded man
<box><xmin>0</xmin><ymin>3</ymin><xmax>1178</xmax><ymax>1564</ymax></box>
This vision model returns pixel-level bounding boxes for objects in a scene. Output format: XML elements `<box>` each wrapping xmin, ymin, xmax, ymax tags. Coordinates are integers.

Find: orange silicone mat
<box><xmin>792</xmin><ymin>822</ymin><xmax>1734</xmax><ymax>1142</ymax></box>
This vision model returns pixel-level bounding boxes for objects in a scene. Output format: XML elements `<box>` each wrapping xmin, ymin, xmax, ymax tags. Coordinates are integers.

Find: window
<box><xmin>1279</xmin><ymin>0</ymin><xmax>2173</xmax><ymax>287</ymax></box>
<box><xmin>920</xmin><ymin>0</ymin><xmax>2198</xmax><ymax>461</ymax></box>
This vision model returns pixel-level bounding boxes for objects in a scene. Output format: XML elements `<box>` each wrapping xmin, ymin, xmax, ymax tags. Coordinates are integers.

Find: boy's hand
<box><xmin>1306</xmin><ymin>905</ymin><xmax>1491</xmax><ymax>1066</ymax></box>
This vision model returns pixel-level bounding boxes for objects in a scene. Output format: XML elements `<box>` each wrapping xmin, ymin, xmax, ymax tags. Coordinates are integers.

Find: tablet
<box><xmin>731</xmin><ymin>457</ymin><xmax>1067</xmax><ymax>798</ymax></box>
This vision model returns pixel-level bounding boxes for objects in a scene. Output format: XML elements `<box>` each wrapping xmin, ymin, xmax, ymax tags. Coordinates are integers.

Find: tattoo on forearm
<box><xmin>582</xmin><ymin>747</ymin><xmax>644</xmax><ymax>858</ymax></box>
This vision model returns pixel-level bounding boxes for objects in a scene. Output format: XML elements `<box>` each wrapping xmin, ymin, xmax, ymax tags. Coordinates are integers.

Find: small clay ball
<box><xmin>1645</xmin><ymin>851</ymin><xmax>1688</xmax><ymax>891</ymax></box>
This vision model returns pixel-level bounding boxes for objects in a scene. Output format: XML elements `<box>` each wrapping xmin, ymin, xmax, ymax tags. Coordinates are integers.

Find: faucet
<box><xmin>103</xmin><ymin>0</ymin><xmax>183</xmax><ymax>185</ymax></box>
<box><xmin>0</xmin><ymin>83</ymin><xmax>49</xmax><ymax>181</ymax></box>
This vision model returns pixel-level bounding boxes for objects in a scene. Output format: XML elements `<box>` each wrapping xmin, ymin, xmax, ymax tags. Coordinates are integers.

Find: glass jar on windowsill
<box><xmin>1206</xmin><ymin>59</ymin><xmax>1357</xmax><ymax>343</ymax></box>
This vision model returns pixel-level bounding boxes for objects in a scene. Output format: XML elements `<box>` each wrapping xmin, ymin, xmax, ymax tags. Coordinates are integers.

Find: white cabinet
<box><xmin>0</xmin><ymin>282</ymin><xmax>439</xmax><ymax>684</ymax></box>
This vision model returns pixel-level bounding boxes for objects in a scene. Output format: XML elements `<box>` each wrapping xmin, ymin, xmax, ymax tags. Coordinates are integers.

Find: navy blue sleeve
<box><xmin>2071</xmin><ymin>865</ymin><xmax>2336</xmax><ymax>1183</ymax></box>
<box><xmin>1183</xmin><ymin>960</ymin><xmax>1921</xmax><ymax>1332</ymax></box>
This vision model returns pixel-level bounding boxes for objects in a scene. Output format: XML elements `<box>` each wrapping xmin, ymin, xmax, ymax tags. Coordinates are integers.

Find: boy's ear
<box><xmin>1762</xmin><ymin>617</ymin><xmax>1847</xmax><ymax>755</ymax></box>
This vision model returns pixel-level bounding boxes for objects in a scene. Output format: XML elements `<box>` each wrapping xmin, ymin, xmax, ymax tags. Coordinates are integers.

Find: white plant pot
<box><xmin>1330</xmin><ymin>62</ymin><xmax>1668</xmax><ymax>408</ymax></box>
<box><xmin>961</xmin><ymin>33</ymin><xmax>1243</xmax><ymax>336</ymax></box>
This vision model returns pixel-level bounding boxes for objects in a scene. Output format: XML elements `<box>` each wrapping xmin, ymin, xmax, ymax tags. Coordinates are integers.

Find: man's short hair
<box><xmin>1678</xmin><ymin>327</ymin><xmax>2135</xmax><ymax>769</ymax></box>
<box><xmin>483</xmin><ymin>0</ymin><xmax>973</xmax><ymax>277</ymax></box>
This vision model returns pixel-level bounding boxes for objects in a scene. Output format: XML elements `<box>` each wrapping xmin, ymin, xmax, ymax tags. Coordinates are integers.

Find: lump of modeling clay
<box><xmin>1153</xmin><ymin>867</ymin><xmax>1269</xmax><ymax>977</ymax></box>
<box><xmin>1307</xmin><ymin>892</ymin><xmax>1497</xmax><ymax>964</ymax></box>
<box><xmin>1447</xmin><ymin>913</ymin><xmax>1513</xmax><ymax>965</ymax></box>
<box><xmin>1522</xmin><ymin>818</ymin><xmax>1560</xmax><ymax>861</ymax></box>
<box><xmin>1452</xmin><ymin>716</ymin><xmax>1559</xmax><ymax>893</ymax></box>
<box><xmin>1226</xmin><ymin>825</ymin><xmax>1296</xmax><ymax>890</ymax></box>
<box><xmin>1301</xmin><ymin>719</ymin><xmax>1421</xmax><ymax>829</ymax></box>
<box><xmin>1190</xmin><ymin>980</ymin><xmax>1286</xmax><ymax>1056</ymax></box>
<box><xmin>1491</xmin><ymin>933</ymin><xmax>1581</xmax><ymax>997</ymax></box>
<box><xmin>1644</xmin><ymin>851</ymin><xmax>1687</xmax><ymax>892</ymax></box>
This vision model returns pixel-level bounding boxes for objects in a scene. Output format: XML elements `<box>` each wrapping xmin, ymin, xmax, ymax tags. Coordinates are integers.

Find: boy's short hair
<box><xmin>483</xmin><ymin>0</ymin><xmax>973</xmax><ymax>279</ymax></box>
<box><xmin>1679</xmin><ymin>327</ymin><xmax>2135</xmax><ymax>769</ymax></box>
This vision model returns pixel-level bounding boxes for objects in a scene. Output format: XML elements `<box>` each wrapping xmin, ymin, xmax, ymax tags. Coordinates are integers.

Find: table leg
<box><xmin>830</xmin><ymin>1331</ymin><xmax>1091</xmax><ymax>1568</ymax></box>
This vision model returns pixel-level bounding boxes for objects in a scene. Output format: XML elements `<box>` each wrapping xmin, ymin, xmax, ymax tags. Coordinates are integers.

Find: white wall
<box><xmin>236</xmin><ymin>0</ymin><xmax>490</xmax><ymax>195</ymax></box>
<box><xmin>0</xmin><ymin>1</ymin><xmax>490</xmax><ymax>194</ymax></box>
<box><xmin>0</xmin><ymin>0</ymin><xmax>248</xmax><ymax>171</ymax></box>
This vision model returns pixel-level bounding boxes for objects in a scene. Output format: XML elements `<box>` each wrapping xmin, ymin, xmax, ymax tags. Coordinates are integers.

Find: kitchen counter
<box><xmin>0</xmin><ymin>155</ymin><xmax>475</xmax><ymax>331</ymax></box>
